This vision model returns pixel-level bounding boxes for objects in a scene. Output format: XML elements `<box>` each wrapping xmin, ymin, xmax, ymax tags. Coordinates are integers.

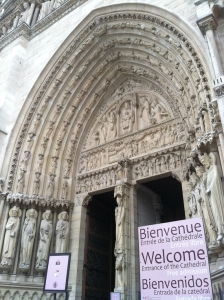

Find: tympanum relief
<box><xmin>78</xmin><ymin>79</ymin><xmax>184</xmax><ymax>180</ymax></box>
<box><xmin>86</xmin><ymin>79</ymin><xmax>172</xmax><ymax>150</ymax></box>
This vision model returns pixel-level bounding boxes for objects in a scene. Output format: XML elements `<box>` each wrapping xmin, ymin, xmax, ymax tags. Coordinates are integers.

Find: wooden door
<box><xmin>82</xmin><ymin>198</ymin><xmax>115</xmax><ymax>300</ymax></box>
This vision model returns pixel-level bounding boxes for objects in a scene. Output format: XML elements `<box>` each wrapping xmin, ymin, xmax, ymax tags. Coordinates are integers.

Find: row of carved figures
<box><xmin>76</xmin><ymin>152</ymin><xmax>184</xmax><ymax>194</ymax></box>
<box><xmin>187</xmin><ymin>152</ymin><xmax>224</xmax><ymax>252</ymax></box>
<box><xmin>81</xmin><ymin>122</ymin><xmax>186</xmax><ymax>173</ymax></box>
<box><xmin>0</xmin><ymin>206</ymin><xmax>69</xmax><ymax>273</ymax></box>
<box><xmin>0</xmin><ymin>0</ymin><xmax>66</xmax><ymax>38</ymax></box>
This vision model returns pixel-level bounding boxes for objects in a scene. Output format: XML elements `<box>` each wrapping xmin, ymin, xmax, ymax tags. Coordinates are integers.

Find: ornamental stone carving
<box><xmin>0</xmin><ymin>206</ymin><xmax>22</xmax><ymax>270</ymax></box>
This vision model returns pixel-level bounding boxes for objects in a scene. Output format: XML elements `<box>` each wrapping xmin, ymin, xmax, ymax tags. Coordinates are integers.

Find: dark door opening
<box><xmin>82</xmin><ymin>191</ymin><xmax>116</xmax><ymax>300</ymax></box>
<box><xmin>143</xmin><ymin>175</ymin><xmax>185</xmax><ymax>223</ymax></box>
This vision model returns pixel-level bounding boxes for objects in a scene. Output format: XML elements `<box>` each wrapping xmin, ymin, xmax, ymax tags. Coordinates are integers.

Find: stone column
<box><xmin>197</xmin><ymin>14</ymin><xmax>224</xmax><ymax>171</ymax></box>
<box><xmin>114</xmin><ymin>182</ymin><xmax>131</xmax><ymax>300</ymax></box>
<box><xmin>129</xmin><ymin>184</ymin><xmax>139</xmax><ymax>300</ymax></box>
<box><xmin>72</xmin><ymin>193</ymin><xmax>91</xmax><ymax>300</ymax></box>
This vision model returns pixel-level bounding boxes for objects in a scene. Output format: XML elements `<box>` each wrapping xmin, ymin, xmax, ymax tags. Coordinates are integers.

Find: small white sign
<box><xmin>110</xmin><ymin>292</ymin><xmax>121</xmax><ymax>300</ymax></box>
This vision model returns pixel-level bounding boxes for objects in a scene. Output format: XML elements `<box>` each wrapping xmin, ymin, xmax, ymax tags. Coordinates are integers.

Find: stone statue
<box><xmin>195</xmin><ymin>165</ymin><xmax>217</xmax><ymax>246</ymax></box>
<box><xmin>47</xmin><ymin>173</ymin><xmax>55</xmax><ymax>197</ymax></box>
<box><xmin>19</xmin><ymin>209</ymin><xmax>37</xmax><ymax>270</ymax></box>
<box><xmin>36</xmin><ymin>210</ymin><xmax>52</xmax><ymax>270</ymax></box>
<box><xmin>114</xmin><ymin>192</ymin><xmax>125</xmax><ymax>290</ymax></box>
<box><xmin>33</xmin><ymin>172</ymin><xmax>41</xmax><ymax>195</ymax></box>
<box><xmin>36</xmin><ymin>154</ymin><xmax>44</xmax><ymax>173</ymax></box>
<box><xmin>0</xmin><ymin>206</ymin><xmax>22</xmax><ymax>268</ymax></box>
<box><xmin>20</xmin><ymin>150</ymin><xmax>31</xmax><ymax>169</ymax></box>
<box><xmin>151</xmin><ymin>99</ymin><xmax>170</xmax><ymax>122</ymax></box>
<box><xmin>18</xmin><ymin>2</ymin><xmax>32</xmax><ymax>26</ymax></box>
<box><xmin>107</xmin><ymin>111</ymin><xmax>117</xmax><ymax>140</ymax></box>
<box><xmin>38</xmin><ymin>0</ymin><xmax>51</xmax><ymax>21</ymax></box>
<box><xmin>187</xmin><ymin>180</ymin><xmax>198</xmax><ymax>218</ymax></box>
<box><xmin>121</xmin><ymin>102</ymin><xmax>134</xmax><ymax>132</ymax></box>
<box><xmin>199</xmin><ymin>152</ymin><xmax>224</xmax><ymax>245</ymax></box>
<box><xmin>115</xmin><ymin>249</ymin><xmax>125</xmax><ymax>289</ymax></box>
<box><xmin>51</xmin><ymin>157</ymin><xmax>58</xmax><ymax>174</ymax></box>
<box><xmin>61</xmin><ymin>180</ymin><xmax>68</xmax><ymax>199</ymax></box>
<box><xmin>17</xmin><ymin>168</ymin><xmax>26</xmax><ymax>194</ymax></box>
<box><xmin>115</xmin><ymin>194</ymin><xmax>125</xmax><ymax>252</ymax></box>
<box><xmin>201</xmin><ymin>109</ymin><xmax>211</xmax><ymax>132</ymax></box>
<box><xmin>100</xmin><ymin>115</ymin><xmax>108</xmax><ymax>143</ymax></box>
<box><xmin>52</xmin><ymin>0</ymin><xmax>64</xmax><ymax>10</ymax></box>
<box><xmin>55</xmin><ymin>211</ymin><xmax>69</xmax><ymax>253</ymax></box>
<box><xmin>140</xmin><ymin>96</ymin><xmax>151</xmax><ymax>127</ymax></box>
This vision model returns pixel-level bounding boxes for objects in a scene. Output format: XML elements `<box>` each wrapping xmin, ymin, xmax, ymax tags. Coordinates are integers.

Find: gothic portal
<box><xmin>0</xmin><ymin>1</ymin><xmax>224</xmax><ymax>299</ymax></box>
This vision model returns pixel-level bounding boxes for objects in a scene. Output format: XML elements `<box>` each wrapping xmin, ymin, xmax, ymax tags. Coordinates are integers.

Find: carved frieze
<box><xmin>76</xmin><ymin>144</ymin><xmax>186</xmax><ymax>194</ymax></box>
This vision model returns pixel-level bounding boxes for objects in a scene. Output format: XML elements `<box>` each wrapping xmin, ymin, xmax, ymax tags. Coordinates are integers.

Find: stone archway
<box><xmin>0</xmin><ymin>3</ymin><xmax>223</xmax><ymax>300</ymax></box>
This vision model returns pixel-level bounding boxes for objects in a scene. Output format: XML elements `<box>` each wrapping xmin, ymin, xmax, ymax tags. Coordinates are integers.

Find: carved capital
<box><xmin>114</xmin><ymin>182</ymin><xmax>130</xmax><ymax>200</ymax></box>
<box><xmin>114</xmin><ymin>184</ymin><xmax>125</xmax><ymax>199</ymax></box>
<box><xmin>197</xmin><ymin>14</ymin><xmax>217</xmax><ymax>35</ymax></box>
<box><xmin>74</xmin><ymin>193</ymin><xmax>92</xmax><ymax>207</ymax></box>
<box><xmin>196</xmin><ymin>131</ymin><xmax>219</xmax><ymax>149</ymax></box>
<box><xmin>171</xmin><ymin>170</ymin><xmax>184</xmax><ymax>182</ymax></box>
<box><xmin>213</xmin><ymin>76</ymin><xmax>224</xmax><ymax>98</ymax></box>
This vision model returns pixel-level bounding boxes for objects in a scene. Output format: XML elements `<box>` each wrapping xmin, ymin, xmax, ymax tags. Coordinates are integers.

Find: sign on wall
<box><xmin>138</xmin><ymin>218</ymin><xmax>212</xmax><ymax>300</ymax></box>
<box><xmin>43</xmin><ymin>253</ymin><xmax>71</xmax><ymax>293</ymax></box>
<box><xmin>110</xmin><ymin>292</ymin><xmax>121</xmax><ymax>300</ymax></box>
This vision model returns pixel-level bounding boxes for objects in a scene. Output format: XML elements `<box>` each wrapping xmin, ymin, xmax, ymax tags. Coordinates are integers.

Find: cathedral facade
<box><xmin>0</xmin><ymin>0</ymin><xmax>224</xmax><ymax>299</ymax></box>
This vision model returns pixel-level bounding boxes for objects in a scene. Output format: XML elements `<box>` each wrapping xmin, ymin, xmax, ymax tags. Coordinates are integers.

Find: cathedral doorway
<box><xmin>138</xmin><ymin>175</ymin><xmax>185</xmax><ymax>228</ymax></box>
<box><xmin>143</xmin><ymin>176</ymin><xmax>185</xmax><ymax>223</ymax></box>
<box><xmin>82</xmin><ymin>191</ymin><xmax>116</xmax><ymax>300</ymax></box>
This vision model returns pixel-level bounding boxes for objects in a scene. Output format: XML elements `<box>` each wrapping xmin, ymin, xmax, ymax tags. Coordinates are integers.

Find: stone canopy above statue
<box><xmin>85</xmin><ymin>78</ymin><xmax>174</xmax><ymax>150</ymax></box>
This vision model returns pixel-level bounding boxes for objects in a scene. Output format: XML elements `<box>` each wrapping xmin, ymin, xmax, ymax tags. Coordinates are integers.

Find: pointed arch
<box><xmin>1</xmin><ymin>3</ymin><xmax>215</xmax><ymax>206</ymax></box>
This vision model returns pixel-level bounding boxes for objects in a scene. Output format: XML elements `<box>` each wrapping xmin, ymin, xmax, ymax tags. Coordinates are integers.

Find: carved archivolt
<box><xmin>1</xmin><ymin>5</ymin><xmax>217</xmax><ymax>209</ymax></box>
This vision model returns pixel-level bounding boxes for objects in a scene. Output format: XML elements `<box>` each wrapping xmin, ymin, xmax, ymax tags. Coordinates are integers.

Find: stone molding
<box><xmin>6</xmin><ymin>193</ymin><xmax>74</xmax><ymax>209</ymax></box>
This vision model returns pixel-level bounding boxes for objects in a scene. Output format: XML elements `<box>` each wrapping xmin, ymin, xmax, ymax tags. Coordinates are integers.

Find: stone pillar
<box><xmin>114</xmin><ymin>182</ymin><xmax>131</xmax><ymax>300</ymax></box>
<box><xmin>129</xmin><ymin>184</ymin><xmax>139</xmax><ymax>300</ymax></box>
<box><xmin>72</xmin><ymin>193</ymin><xmax>91</xmax><ymax>300</ymax></box>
